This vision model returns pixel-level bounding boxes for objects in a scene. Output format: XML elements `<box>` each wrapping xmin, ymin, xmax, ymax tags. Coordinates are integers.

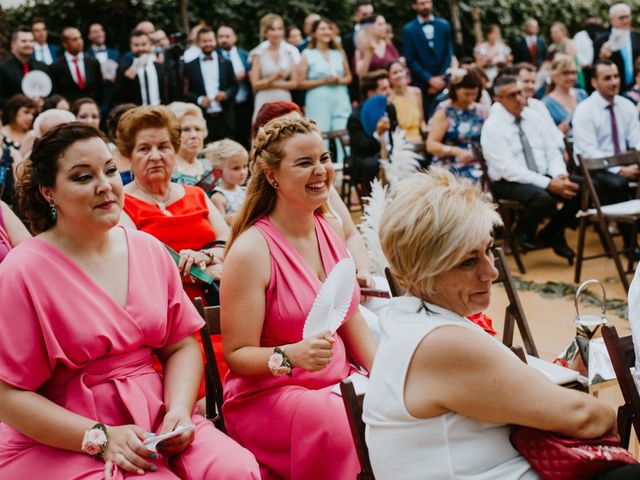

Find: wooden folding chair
<box><xmin>602</xmin><ymin>325</ymin><xmax>640</xmax><ymax>449</ymax></box>
<box><xmin>384</xmin><ymin>267</ymin><xmax>404</xmax><ymax>297</ymax></box>
<box><xmin>340</xmin><ymin>378</ymin><xmax>375</xmax><ymax>480</ymax></box>
<box><xmin>575</xmin><ymin>151</ymin><xmax>640</xmax><ymax>291</ymax></box>
<box><xmin>493</xmin><ymin>247</ymin><xmax>539</xmax><ymax>357</ymax></box>
<box><xmin>472</xmin><ymin>144</ymin><xmax>526</xmax><ymax>274</ymax></box>
<box><xmin>194</xmin><ymin>297</ymin><xmax>226</xmax><ymax>433</ymax></box>
<box><xmin>194</xmin><ymin>167</ymin><xmax>223</xmax><ymax>196</ymax></box>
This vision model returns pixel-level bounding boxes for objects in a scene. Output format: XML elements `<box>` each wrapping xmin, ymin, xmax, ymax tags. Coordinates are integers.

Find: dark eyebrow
<box><xmin>67</xmin><ymin>157</ymin><xmax>115</xmax><ymax>172</ymax></box>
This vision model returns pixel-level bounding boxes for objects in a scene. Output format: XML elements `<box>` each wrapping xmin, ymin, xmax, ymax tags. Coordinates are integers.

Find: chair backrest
<box><xmin>194</xmin><ymin>167</ymin><xmax>223</xmax><ymax>196</ymax></box>
<box><xmin>602</xmin><ymin>324</ymin><xmax>640</xmax><ymax>449</ymax></box>
<box><xmin>383</xmin><ymin>248</ymin><xmax>538</xmax><ymax>357</ymax></box>
<box><xmin>577</xmin><ymin>150</ymin><xmax>640</xmax><ymax>212</ymax></box>
<box><xmin>492</xmin><ymin>247</ymin><xmax>539</xmax><ymax>357</ymax></box>
<box><xmin>471</xmin><ymin>143</ymin><xmax>497</xmax><ymax>200</ymax></box>
<box><xmin>194</xmin><ymin>297</ymin><xmax>226</xmax><ymax>432</ymax></box>
<box><xmin>340</xmin><ymin>378</ymin><xmax>375</xmax><ymax>480</ymax></box>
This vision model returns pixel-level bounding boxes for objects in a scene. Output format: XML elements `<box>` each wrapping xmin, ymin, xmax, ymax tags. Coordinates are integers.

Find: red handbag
<box><xmin>511</xmin><ymin>426</ymin><xmax>638</xmax><ymax>480</ymax></box>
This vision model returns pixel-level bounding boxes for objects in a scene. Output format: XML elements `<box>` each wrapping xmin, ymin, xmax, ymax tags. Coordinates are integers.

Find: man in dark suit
<box><xmin>403</xmin><ymin>0</ymin><xmax>453</xmax><ymax>117</ymax></box>
<box><xmin>113</xmin><ymin>30</ymin><xmax>168</xmax><ymax>107</ymax></box>
<box><xmin>217</xmin><ymin>25</ymin><xmax>252</xmax><ymax>148</ymax></box>
<box><xmin>31</xmin><ymin>18</ymin><xmax>61</xmax><ymax>65</ymax></box>
<box><xmin>49</xmin><ymin>27</ymin><xmax>102</xmax><ymax>104</ymax></box>
<box><xmin>184</xmin><ymin>27</ymin><xmax>238</xmax><ymax>142</ymax></box>
<box><xmin>341</xmin><ymin>1</ymin><xmax>374</xmax><ymax>104</ymax></box>
<box><xmin>593</xmin><ymin>3</ymin><xmax>640</xmax><ymax>92</ymax></box>
<box><xmin>347</xmin><ymin>70</ymin><xmax>397</xmax><ymax>194</ymax></box>
<box><xmin>510</xmin><ymin>18</ymin><xmax>547</xmax><ymax>68</ymax></box>
<box><xmin>0</xmin><ymin>26</ymin><xmax>47</xmax><ymax>108</ymax></box>
<box><xmin>86</xmin><ymin>23</ymin><xmax>120</xmax><ymax>116</ymax></box>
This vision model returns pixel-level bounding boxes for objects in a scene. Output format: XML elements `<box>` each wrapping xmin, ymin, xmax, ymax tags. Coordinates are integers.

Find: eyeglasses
<box><xmin>502</xmin><ymin>89</ymin><xmax>524</xmax><ymax>99</ymax></box>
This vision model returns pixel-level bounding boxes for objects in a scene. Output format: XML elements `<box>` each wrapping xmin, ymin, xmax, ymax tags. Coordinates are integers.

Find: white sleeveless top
<box><xmin>363</xmin><ymin>296</ymin><xmax>540</xmax><ymax>480</ymax></box>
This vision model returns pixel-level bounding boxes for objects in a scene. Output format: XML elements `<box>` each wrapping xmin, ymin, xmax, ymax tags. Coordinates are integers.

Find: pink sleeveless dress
<box><xmin>223</xmin><ymin>213</ymin><xmax>361</xmax><ymax>479</ymax></box>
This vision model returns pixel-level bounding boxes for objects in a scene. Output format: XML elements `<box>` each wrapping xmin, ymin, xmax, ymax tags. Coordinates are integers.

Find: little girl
<box><xmin>203</xmin><ymin>139</ymin><xmax>249</xmax><ymax>225</ymax></box>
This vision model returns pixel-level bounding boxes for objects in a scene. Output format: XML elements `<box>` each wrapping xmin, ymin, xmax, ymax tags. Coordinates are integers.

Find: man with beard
<box><xmin>184</xmin><ymin>27</ymin><xmax>237</xmax><ymax>142</ymax></box>
<box><xmin>403</xmin><ymin>0</ymin><xmax>453</xmax><ymax>117</ymax></box>
<box><xmin>217</xmin><ymin>25</ymin><xmax>252</xmax><ymax>148</ymax></box>
<box><xmin>0</xmin><ymin>26</ymin><xmax>47</xmax><ymax>109</ymax></box>
<box><xmin>113</xmin><ymin>29</ymin><xmax>168</xmax><ymax>106</ymax></box>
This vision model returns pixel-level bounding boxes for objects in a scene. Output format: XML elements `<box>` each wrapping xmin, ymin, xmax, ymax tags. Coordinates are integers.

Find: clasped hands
<box><xmin>547</xmin><ymin>175</ymin><xmax>580</xmax><ymax>200</ymax></box>
<box><xmin>178</xmin><ymin>248</ymin><xmax>223</xmax><ymax>281</ymax></box>
<box><xmin>102</xmin><ymin>410</ymin><xmax>194</xmax><ymax>478</ymax></box>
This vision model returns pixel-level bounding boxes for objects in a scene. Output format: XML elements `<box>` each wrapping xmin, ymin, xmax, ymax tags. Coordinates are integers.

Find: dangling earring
<box><xmin>273</xmin><ymin>180</ymin><xmax>279</xmax><ymax>189</ymax></box>
<box><xmin>49</xmin><ymin>202</ymin><xmax>57</xmax><ymax>220</ymax></box>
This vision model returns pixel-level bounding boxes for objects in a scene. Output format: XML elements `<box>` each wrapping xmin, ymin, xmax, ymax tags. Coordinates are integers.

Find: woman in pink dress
<box><xmin>221</xmin><ymin>117</ymin><xmax>377</xmax><ymax>479</ymax></box>
<box><xmin>0</xmin><ymin>123</ymin><xmax>259</xmax><ymax>479</ymax></box>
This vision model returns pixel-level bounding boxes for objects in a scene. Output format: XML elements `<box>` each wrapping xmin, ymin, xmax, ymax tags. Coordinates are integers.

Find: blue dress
<box><xmin>303</xmin><ymin>49</ymin><xmax>352</xmax><ymax>134</ymax></box>
<box><xmin>541</xmin><ymin>89</ymin><xmax>588</xmax><ymax>126</ymax></box>
<box><xmin>433</xmin><ymin>102</ymin><xmax>487</xmax><ymax>180</ymax></box>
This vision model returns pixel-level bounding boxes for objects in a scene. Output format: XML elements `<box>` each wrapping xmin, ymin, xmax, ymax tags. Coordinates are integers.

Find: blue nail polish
<box><xmin>150</xmin><ymin>453</ymin><xmax>157</xmax><ymax>459</ymax></box>
<box><xmin>147</xmin><ymin>432</ymin><xmax>155</xmax><ymax>437</ymax></box>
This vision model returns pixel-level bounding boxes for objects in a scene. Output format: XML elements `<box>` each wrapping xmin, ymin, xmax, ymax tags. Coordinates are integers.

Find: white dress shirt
<box><xmin>481</xmin><ymin>102</ymin><xmax>568</xmax><ymax>189</ymax></box>
<box><xmin>222</xmin><ymin>47</ymin><xmax>249</xmax><ymax>103</ymax></box>
<box><xmin>64</xmin><ymin>51</ymin><xmax>86</xmax><ymax>84</ymax></box>
<box><xmin>527</xmin><ymin>97</ymin><xmax>565</xmax><ymax>151</ymax></box>
<box><xmin>572</xmin><ymin>91</ymin><xmax>640</xmax><ymax>159</ymax></box>
<box><xmin>34</xmin><ymin>42</ymin><xmax>53</xmax><ymax>64</ymax></box>
<box><xmin>137</xmin><ymin>59</ymin><xmax>161</xmax><ymax>106</ymax></box>
<box><xmin>90</xmin><ymin>45</ymin><xmax>109</xmax><ymax>64</ymax></box>
<box><xmin>573</xmin><ymin>30</ymin><xmax>594</xmax><ymax>67</ymax></box>
<box><xmin>198</xmin><ymin>52</ymin><xmax>222</xmax><ymax>113</ymax></box>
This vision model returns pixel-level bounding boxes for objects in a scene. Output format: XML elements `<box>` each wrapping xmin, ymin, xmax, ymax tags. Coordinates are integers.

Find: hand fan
<box><xmin>21</xmin><ymin>70</ymin><xmax>52</xmax><ymax>97</ymax></box>
<box><xmin>101</xmin><ymin>59</ymin><xmax>119</xmax><ymax>82</ymax></box>
<box><xmin>303</xmin><ymin>258</ymin><xmax>356</xmax><ymax>339</ymax></box>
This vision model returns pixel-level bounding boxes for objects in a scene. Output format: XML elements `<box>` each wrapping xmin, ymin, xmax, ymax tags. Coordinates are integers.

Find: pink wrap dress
<box><xmin>0</xmin><ymin>227</ymin><xmax>259</xmax><ymax>479</ymax></box>
<box><xmin>223</xmin><ymin>213</ymin><xmax>361</xmax><ymax>479</ymax></box>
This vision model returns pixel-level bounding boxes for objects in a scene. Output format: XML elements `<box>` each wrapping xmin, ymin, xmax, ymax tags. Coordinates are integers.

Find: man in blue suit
<box><xmin>86</xmin><ymin>23</ymin><xmax>120</xmax><ymax>116</ymax></box>
<box><xmin>217</xmin><ymin>25</ymin><xmax>252</xmax><ymax>148</ymax></box>
<box><xmin>31</xmin><ymin>18</ymin><xmax>61</xmax><ymax>65</ymax></box>
<box><xmin>403</xmin><ymin>0</ymin><xmax>453</xmax><ymax>118</ymax></box>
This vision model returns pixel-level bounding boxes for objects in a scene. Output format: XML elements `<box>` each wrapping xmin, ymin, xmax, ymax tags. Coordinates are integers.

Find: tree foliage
<box><xmin>5</xmin><ymin>0</ymin><xmax>640</xmax><ymax>56</ymax></box>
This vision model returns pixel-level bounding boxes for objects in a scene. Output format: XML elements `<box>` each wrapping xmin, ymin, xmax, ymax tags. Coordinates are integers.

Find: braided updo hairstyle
<box><xmin>227</xmin><ymin>116</ymin><xmax>324</xmax><ymax>251</ymax></box>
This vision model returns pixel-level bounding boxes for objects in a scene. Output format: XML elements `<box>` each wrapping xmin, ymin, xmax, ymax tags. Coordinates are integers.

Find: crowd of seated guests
<box><xmin>5</xmin><ymin>3</ymin><xmax>640</xmax><ymax>479</ymax></box>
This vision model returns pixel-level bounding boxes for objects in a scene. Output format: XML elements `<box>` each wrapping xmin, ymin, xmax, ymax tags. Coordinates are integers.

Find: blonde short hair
<box><xmin>202</xmin><ymin>139</ymin><xmax>248</xmax><ymax>168</ymax></box>
<box><xmin>379</xmin><ymin>168</ymin><xmax>502</xmax><ymax>299</ymax></box>
<box><xmin>166</xmin><ymin>101</ymin><xmax>208</xmax><ymax>138</ymax></box>
<box><xmin>260</xmin><ymin>14</ymin><xmax>284</xmax><ymax>39</ymax></box>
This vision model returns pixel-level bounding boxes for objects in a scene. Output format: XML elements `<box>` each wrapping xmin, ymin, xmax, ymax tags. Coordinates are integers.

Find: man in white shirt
<box><xmin>514</xmin><ymin>62</ymin><xmax>565</xmax><ymax>152</ymax></box>
<box><xmin>31</xmin><ymin>18</ymin><xmax>60</xmax><ymax>65</ymax></box>
<box><xmin>184</xmin><ymin>27</ymin><xmax>238</xmax><ymax>142</ymax></box>
<box><xmin>217</xmin><ymin>25</ymin><xmax>252</xmax><ymax>148</ymax></box>
<box><xmin>573</xmin><ymin>59</ymin><xmax>640</xmax><ymax>253</ymax></box>
<box><xmin>481</xmin><ymin>75</ymin><xmax>581</xmax><ymax>261</ymax></box>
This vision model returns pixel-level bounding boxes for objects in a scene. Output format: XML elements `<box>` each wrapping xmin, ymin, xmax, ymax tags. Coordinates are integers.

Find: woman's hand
<box><xmin>286</xmin><ymin>331</ymin><xmax>335</xmax><ymax>372</ymax></box>
<box><xmin>454</xmin><ymin>147</ymin><xmax>474</xmax><ymax>165</ymax></box>
<box><xmin>102</xmin><ymin>425</ymin><xmax>157</xmax><ymax>476</ymax></box>
<box><xmin>178</xmin><ymin>249</ymin><xmax>209</xmax><ymax>277</ymax></box>
<box><xmin>156</xmin><ymin>410</ymin><xmax>195</xmax><ymax>458</ymax></box>
<box><xmin>205</xmin><ymin>257</ymin><xmax>223</xmax><ymax>281</ymax></box>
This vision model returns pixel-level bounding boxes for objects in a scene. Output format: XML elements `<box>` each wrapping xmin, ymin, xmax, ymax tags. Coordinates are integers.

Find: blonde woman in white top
<box><xmin>364</xmin><ymin>169</ymin><xmax>636</xmax><ymax>479</ymax></box>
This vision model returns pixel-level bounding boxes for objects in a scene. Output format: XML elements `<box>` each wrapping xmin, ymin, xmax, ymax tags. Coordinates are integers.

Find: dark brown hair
<box><xmin>70</xmin><ymin>97</ymin><xmax>99</xmax><ymax>117</ymax></box>
<box><xmin>449</xmin><ymin>67</ymin><xmax>483</xmax><ymax>102</ymax></box>
<box><xmin>1</xmin><ymin>94</ymin><xmax>37</xmax><ymax>126</ymax></box>
<box><xmin>17</xmin><ymin>123</ymin><xmax>108</xmax><ymax>234</ymax></box>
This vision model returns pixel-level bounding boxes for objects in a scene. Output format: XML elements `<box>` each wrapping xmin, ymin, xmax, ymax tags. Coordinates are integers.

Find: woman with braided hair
<box><xmin>221</xmin><ymin>117</ymin><xmax>376</xmax><ymax>479</ymax></box>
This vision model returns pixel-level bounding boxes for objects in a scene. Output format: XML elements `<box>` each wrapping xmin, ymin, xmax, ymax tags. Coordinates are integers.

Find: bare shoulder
<box><xmin>225</xmin><ymin>226</ymin><xmax>270</xmax><ymax>270</ymax></box>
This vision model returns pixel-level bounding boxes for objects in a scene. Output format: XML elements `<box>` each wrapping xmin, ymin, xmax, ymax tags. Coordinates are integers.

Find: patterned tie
<box><xmin>515</xmin><ymin>117</ymin><xmax>538</xmax><ymax>173</ymax></box>
<box><xmin>607</xmin><ymin>103</ymin><xmax>621</xmax><ymax>154</ymax></box>
<box><xmin>72</xmin><ymin>57</ymin><xmax>85</xmax><ymax>90</ymax></box>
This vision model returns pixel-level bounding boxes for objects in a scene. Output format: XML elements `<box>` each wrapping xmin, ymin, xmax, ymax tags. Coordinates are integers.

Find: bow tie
<box><xmin>420</xmin><ymin>19</ymin><xmax>434</xmax><ymax>26</ymax></box>
<box><xmin>202</xmin><ymin>55</ymin><xmax>214</xmax><ymax>61</ymax></box>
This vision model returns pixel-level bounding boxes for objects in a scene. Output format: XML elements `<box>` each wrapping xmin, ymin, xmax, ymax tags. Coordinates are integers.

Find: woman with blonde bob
<box><xmin>221</xmin><ymin>117</ymin><xmax>376</xmax><ymax>479</ymax></box>
<box><xmin>167</xmin><ymin>102</ymin><xmax>210</xmax><ymax>185</ymax></box>
<box><xmin>364</xmin><ymin>169</ymin><xmax>639</xmax><ymax>479</ymax></box>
